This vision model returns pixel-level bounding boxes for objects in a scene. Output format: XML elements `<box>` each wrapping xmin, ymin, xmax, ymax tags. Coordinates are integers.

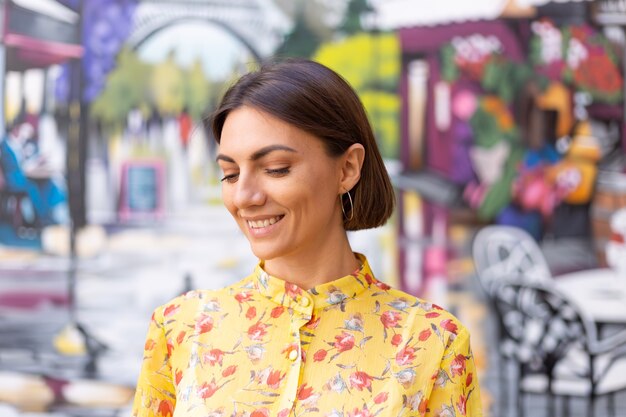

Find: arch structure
<box><xmin>126</xmin><ymin>0</ymin><xmax>292</xmax><ymax>62</ymax></box>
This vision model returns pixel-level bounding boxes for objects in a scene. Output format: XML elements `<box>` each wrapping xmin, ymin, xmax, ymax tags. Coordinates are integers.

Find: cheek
<box><xmin>291</xmin><ymin>177</ymin><xmax>339</xmax><ymax>216</ymax></box>
<box><xmin>221</xmin><ymin>188</ymin><xmax>238</xmax><ymax>216</ymax></box>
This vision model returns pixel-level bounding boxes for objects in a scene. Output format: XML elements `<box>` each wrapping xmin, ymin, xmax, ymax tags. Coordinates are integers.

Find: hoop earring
<box><xmin>341</xmin><ymin>191</ymin><xmax>354</xmax><ymax>221</ymax></box>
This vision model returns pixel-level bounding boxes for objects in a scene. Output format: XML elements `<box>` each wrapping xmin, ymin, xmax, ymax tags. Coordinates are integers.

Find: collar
<box><xmin>249</xmin><ymin>253</ymin><xmax>385</xmax><ymax>311</ymax></box>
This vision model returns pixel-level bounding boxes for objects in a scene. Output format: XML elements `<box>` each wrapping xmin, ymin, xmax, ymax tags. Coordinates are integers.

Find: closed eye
<box><xmin>221</xmin><ymin>173</ymin><xmax>239</xmax><ymax>183</ymax></box>
<box><xmin>266</xmin><ymin>167</ymin><xmax>290</xmax><ymax>176</ymax></box>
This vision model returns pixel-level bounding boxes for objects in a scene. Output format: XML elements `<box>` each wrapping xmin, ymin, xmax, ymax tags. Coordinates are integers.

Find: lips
<box><xmin>246</xmin><ymin>215</ymin><xmax>284</xmax><ymax>229</ymax></box>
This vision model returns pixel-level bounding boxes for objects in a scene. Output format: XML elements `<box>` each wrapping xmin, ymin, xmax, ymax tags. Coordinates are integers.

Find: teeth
<box><xmin>247</xmin><ymin>216</ymin><xmax>282</xmax><ymax>229</ymax></box>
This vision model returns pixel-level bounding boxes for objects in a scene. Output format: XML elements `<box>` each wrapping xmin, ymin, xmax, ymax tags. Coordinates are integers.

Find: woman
<box><xmin>133</xmin><ymin>59</ymin><xmax>482</xmax><ymax>417</ymax></box>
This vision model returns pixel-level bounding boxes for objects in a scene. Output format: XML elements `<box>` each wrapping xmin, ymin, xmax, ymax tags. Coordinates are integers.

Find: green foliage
<box><xmin>477</xmin><ymin>146</ymin><xmax>524</xmax><ymax>220</ymax></box>
<box><xmin>185</xmin><ymin>60</ymin><xmax>212</xmax><ymax>121</ymax></box>
<box><xmin>528</xmin><ymin>35</ymin><xmax>547</xmax><ymax>68</ymax></box>
<box><xmin>340</xmin><ymin>0</ymin><xmax>369</xmax><ymax>36</ymax></box>
<box><xmin>91</xmin><ymin>49</ymin><xmax>218</xmax><ymax>127</ymax></box>
<box><xmin>360</xmin><ymin>90</ymin><xmax>400</xmax><ymax>159</ymax></box>
<box><xmin>275</xmin><ymin>15</ymin><xmax>321</xmax><ymax>58</ymax></box>
<box><xmin>440</xmin><ymin>44</ymin><xmax>458</xmax><ymax>83</ymax></box>
<box><xmin>469</xmin><ymin>103</ymin><xmax>519</xmax><ymax>149</ymax></box>
<box><xmin>482</xmin><ymin>59</ymin><xmax>530</xmax><ymax>103</ymax></box>
<box><xmin>91</xmin><ymin>48</ymin><xmax>151</xmax><ymax>127</ymax></box>
<box><xmin>314</xmin><ymin>32</ymin><xmax>401</xmax><ymax>158</ymax></box>
<box><xmin>314</xmin><ymin>32</ymin><xmax>399</xmax><ymax>92</ymax></box>
<box><xmin>151</xmin><ymin>52</ymin><xmax>186</xmax><ymax>116</ymax></box>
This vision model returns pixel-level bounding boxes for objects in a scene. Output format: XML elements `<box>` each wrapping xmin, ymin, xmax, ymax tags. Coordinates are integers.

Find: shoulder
<box><xmin>151</xmin><ymin>277</ymin><xmax>250</xmax><ymax>326</ymax></box>
<box><xmin>369</xmin><ymin>282</ymin><xmax>471</xmax><ymax>346</ymax></box>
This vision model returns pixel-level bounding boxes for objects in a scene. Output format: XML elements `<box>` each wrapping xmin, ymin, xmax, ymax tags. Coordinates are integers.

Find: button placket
<box><xmin>280</xmin><ymin>304</ymin><xmax>310</xmax><ymax>414</ymax></box>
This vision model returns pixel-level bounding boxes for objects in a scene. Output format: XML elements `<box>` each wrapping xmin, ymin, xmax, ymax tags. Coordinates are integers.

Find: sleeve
<box><xmin>425</xmin><ymin>327</ymin><xmax>483</xmax><ymax>417</ymax></box>
<box><xmin>132</xmin><ymin>305</ymin><xmax>177</xmax><ymax>417</ymax></box>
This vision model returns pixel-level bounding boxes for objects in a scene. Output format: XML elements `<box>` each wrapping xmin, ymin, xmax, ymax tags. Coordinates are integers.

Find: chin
<box><xmin>248</xmin><ymin>244</ymin><xmax>283</xmax><ymax>262</ymax></box>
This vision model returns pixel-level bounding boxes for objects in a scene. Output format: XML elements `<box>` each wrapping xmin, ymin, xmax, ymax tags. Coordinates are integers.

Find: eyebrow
<box><xmin>216</xmin><ymin>144</ymin><xmax>298</xmax><ymax>163</ymax></box>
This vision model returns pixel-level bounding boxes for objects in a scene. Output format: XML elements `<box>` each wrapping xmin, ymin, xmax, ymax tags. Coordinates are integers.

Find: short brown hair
<box><xmin>207</xmin><ymin>58</ymin><xmax>394</xmax><ymax>231</ymax></box>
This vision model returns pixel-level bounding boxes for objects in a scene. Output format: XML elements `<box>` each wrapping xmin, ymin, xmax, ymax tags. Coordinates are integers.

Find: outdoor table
<box><xmin>555</xmin><ymin>268</ymin><xmax>626</xmax><ymax>325</ymax></box>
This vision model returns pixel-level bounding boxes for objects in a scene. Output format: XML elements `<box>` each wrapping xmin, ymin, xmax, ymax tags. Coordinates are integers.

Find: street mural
<box><xmin>1</xmin><ymin>0</ymin><xmax>400</xmax><ymax>248</ymax></box>
<box><xmin>2</xmin><ymin>1</ymin><xmax>626</xmax><ymax>416</ymax></box>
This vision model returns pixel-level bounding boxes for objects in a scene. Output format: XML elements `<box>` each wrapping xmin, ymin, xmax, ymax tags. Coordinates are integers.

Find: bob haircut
<box><xmin>208</xmin><ymin>58</ymin><xmax>395</xmax><ymax>231</ymax></box>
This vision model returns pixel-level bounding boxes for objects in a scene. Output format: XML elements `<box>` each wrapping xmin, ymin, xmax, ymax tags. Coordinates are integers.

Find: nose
<box><xmin>232</xmin><ymin>172</ymin><xmax>266</xmax><ymax>209</ymax></box>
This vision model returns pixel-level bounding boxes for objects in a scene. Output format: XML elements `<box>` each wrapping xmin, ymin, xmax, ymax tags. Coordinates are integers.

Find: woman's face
<box><xmin>217</xmin><ymin>106</ymin><xmax>345</xmax><ymax>262</ymax></box>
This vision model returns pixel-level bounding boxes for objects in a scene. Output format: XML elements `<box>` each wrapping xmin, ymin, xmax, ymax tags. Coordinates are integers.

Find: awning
<box><xmin>3</xmin><ymin>0</ymin><xmax>83</xmax><ymax>70</ymax></box>
<box><xmin>368</xmin><ymin>0</ymin><xmax>593</xmax><ymax>30</ymax></box>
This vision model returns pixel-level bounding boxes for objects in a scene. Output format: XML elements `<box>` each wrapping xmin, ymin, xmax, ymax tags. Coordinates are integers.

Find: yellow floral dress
<box><xmin>132</xmin><ymin>254</ymin><xmax>482</xmax><ymax>417</ymax></box>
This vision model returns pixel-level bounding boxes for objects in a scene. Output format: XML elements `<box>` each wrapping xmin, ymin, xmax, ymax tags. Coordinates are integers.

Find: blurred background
<box><xmin>1</xmin><ymin>0</ymin><xmax>626</xmax><ymax>416</ymax></box>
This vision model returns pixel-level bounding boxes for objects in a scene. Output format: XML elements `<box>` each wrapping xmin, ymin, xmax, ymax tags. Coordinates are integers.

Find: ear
<box><xmin>339</xmin><ymin>143</ymin><xmax>365</xmax><ymax>193</ymax></box>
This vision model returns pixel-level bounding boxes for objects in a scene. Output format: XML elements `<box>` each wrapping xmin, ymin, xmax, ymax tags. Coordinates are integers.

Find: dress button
<box><xmin>288</xmin><ymin>349</ymin><xmax>299</xmax><ymax>361</ymax></box>
<box><xmin>300</xmin><ymin>297</ymin><xmax>310</xmax><ymax>307</ymax></box>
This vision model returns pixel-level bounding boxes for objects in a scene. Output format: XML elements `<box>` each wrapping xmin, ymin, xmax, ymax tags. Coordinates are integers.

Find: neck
<box><xmin>263</xmin><ymin>232</ymin><xmax>360</xmax><ymax>290</ymax></box>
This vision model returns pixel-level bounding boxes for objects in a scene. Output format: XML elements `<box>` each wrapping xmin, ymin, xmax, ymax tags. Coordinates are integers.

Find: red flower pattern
<box><xmin>234</xmin><ymin>291</ymin><xmax>252</xmax><ymax>303</ymax></box>
<box><xmin>203</xmin><ymin>349</ymin><xmax>224</xmax><ymax>366</ymax></box>
<box><xmin>347</xmin><ymin>407</ymin><xmax>374</xmax><ymax>417</ymax></box>
<box><xmin>163</xmin><ymin>304</ymin><xmax>179</xmax><ymax>317</ymax></box>
<box><xmin>133</xmin><ymin>256</ymin><xmax>481</xmax><ymax>417</ymax></box>
<box><xmin>457</xmin><ymin>393</ymin><xmax>468</xmax><ymax>415</ymax></box>
<box><xmin>157</xmin><ymin>399</ymin><xmax>174</xmax><ymax>417</ymax></box>
<box><xmin>374</xmin><ymin>391</ymin><xmax>389</xmax><ymax>404</ymax></box>
<box><xmin>313</xmin><ymin>349</ymin><xmax>327</xmax><ymax>362</ymax></box>
<box><xmin>197</xmin><ymin>379</ymin><xmax>218</xmax><ymax>399</ymax></box>
<box><xmin>349</xmin><ymin>371</ymin><xmax>374</xmax><ymax>392</ymax></box>
<box><xmin>222</xmin><ymin>365</ymin><xmax>237</xmax><ymax>377</ymax></box>
<box><xmin>175</xmin><ymin>370</ymin><xmax>183</xmax><ymax>386</ymax></box>
<box><xmin>285</xmin><ymin>282</ymin><xmax>302</xmax><ymax>299</ymax></box>
<box><xmin>270</xmin><ymin>305</ymin><xmax>284</xmax><ymax>318</ymax></box>
<box><xmin>440</xmin><ymin>319</ymin><xmax>458</xmax><ymax>334</ymax></box>
<box><xmin>266</xmin><ymin>370</ymin><xmax>285</xmax><ymax>389</ymax></box>
<box><xmin>334</xmin><ymin>331</ymin><xmax>355</xmax><ymax>352</ymax></box>
<box><xmin>396</xmin><ymin>345</ymin><xmax>417</xmax><ymax>366</ymax></box>
<box><xmin>296</xmin><ymin>383</ymin><xmax>315</xmax><ymax>400</ymax></box>
<box><xmin>194</xmin><ymin>314</ymin><xmax>214</xmax><ymax>334</ymax></box>
<box><xmin>450</xmin><ymin>354</ymin><xmax>467</xmax><ymax>378</ymax></box>
<box><xmin>144</xmin><ymin>339</ymin><xmax>156</xmax><ymax>351</ymax></box>
<box><xmin>248</xmin><ymin>322</ymin><xmax>269</xmax><ymax>341</ymax></box>
<box><xmin>380</xmin><ymin>310</ymin><xmax>401</xmax><ymax>329</ymax></box>
<box><xmin>250</xmin><ymin>409</ymin><xmax>269</xmax><ymax>417</ymax></box>
<box><xmin>419</xmin><ymin>329</ymin><xmax>432</xmax><ymax>341</ymax></box>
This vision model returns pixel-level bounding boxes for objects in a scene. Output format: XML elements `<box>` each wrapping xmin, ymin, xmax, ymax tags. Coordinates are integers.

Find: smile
<box><xmin>247</xmin><ymin>215</ymin><xmax>284</xmax><ymax>229</ymax></box>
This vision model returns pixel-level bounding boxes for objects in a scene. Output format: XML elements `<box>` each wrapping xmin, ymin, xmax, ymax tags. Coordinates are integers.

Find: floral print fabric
<box><xmin>132</xmin><ymin>254</ymin><xmax>482</xmax><ymax>417</ymax></box>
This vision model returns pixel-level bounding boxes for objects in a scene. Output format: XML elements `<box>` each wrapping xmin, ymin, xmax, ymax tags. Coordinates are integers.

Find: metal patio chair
<box><xmin>472</xmin><ymin>225</ymin><xmax>553</xmax><ymax>415</ymax></box>
<box><xmin>493</xmin><ymin>280</ymin><xmax>626</xmax><ymax>417</ymax></box>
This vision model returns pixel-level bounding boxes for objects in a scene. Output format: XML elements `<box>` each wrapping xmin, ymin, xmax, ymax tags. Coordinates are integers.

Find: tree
<box><xmin>91</xmin><ymin>48</ymin><xmax>151</xmax><ymax>127</ymax></box>
<box><xmin>151</xmin><ymin>51</ymin><xmax>185</xmax><ymax>116</ymax></box>
<box><xmin>184</xmin><ymin>60</ymin><xmax>212</xmax><ymax>121</ymax></box>
<box><xmin>340</xmin><ymin>0</ymin><xmax>369</xmax><ymax>35</ymax></box>
<box><xmin>274</xmin><ymin>15</ymin><xmax>322</xmax><ymax>58</ymax></box>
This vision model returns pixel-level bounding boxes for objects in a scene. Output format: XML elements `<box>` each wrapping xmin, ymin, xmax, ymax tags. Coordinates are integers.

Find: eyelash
<box><xmin>266</xmin><ymin>167</ymin><xmax>290</xmax><ymax>176</ymax></box>
<box><xmin>220</xmin><ymin>167</ymin><xmax>290</xmax><ymax>183</ymax></box>
<box><xmin>220</xmin><ymin>174</ymin><xmax>238</xmax><ymax>183</ymax></box>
